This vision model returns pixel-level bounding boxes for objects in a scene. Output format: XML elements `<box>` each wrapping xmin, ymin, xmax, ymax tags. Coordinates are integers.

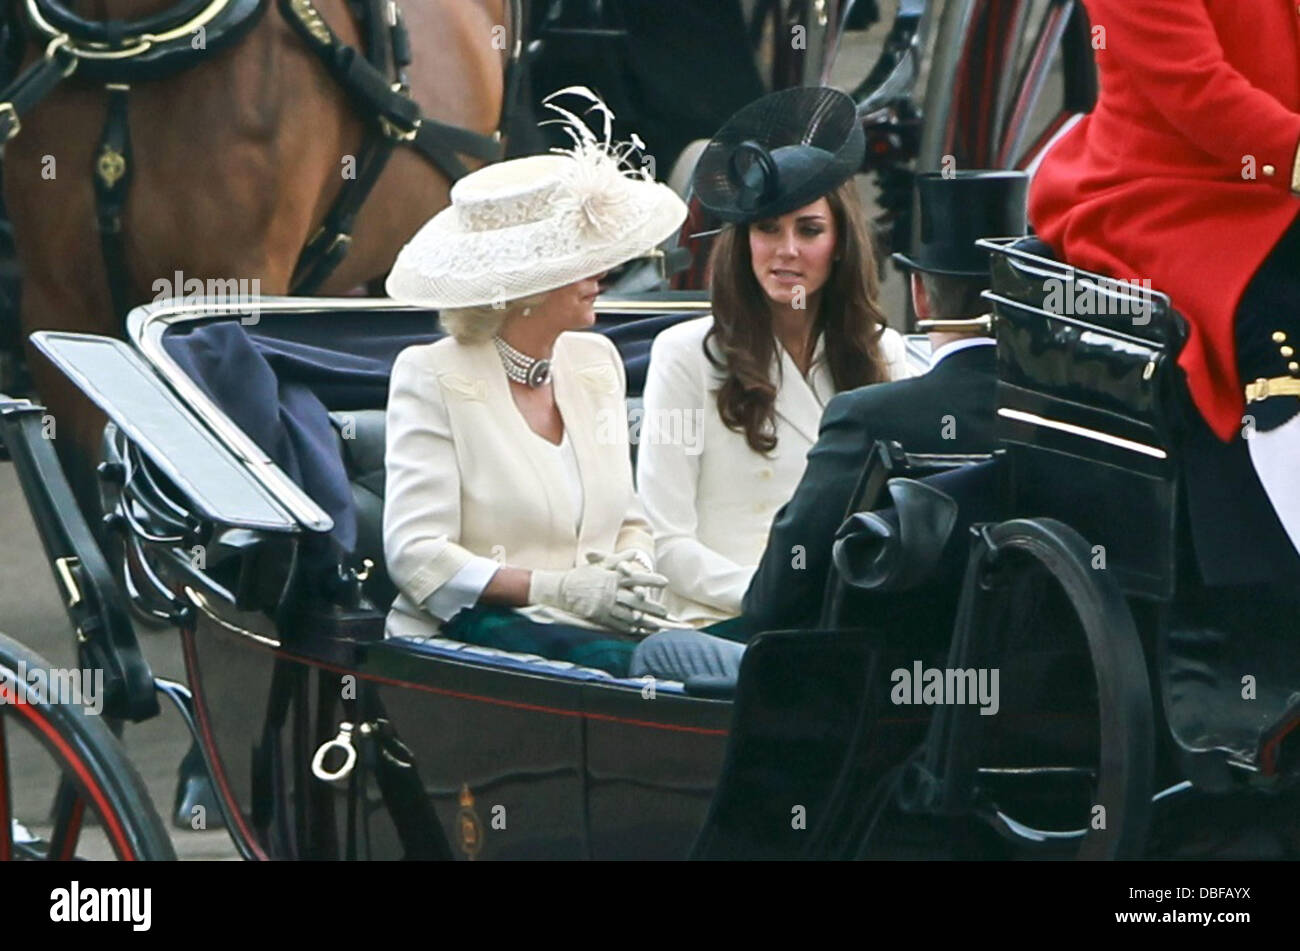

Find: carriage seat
<box><xmin>328</xmin><ymin>409</ymin><xmax>393</xmax><ymax>608</ymax></box>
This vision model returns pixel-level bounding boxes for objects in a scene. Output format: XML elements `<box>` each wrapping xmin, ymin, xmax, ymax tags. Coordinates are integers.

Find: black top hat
<box><xmin>892</xmin><ymin>170</ymin><xmax>1030</xmax><ymax>278</ymax></box>
<box><xmin>692</xmin><ymin>86</ymin><xmax>866</xmax><ymax>224</ymax></box>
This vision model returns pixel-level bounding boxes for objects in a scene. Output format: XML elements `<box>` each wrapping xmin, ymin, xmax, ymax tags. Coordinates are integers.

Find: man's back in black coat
<box><xmin>742</xmin><ymin>343</ymin><xmax>999</xmax><ymax>632</ymax></box>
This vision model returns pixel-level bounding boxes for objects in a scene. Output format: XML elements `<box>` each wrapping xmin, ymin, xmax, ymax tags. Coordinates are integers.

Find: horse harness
<box><xmin>0</xmin><ymin>0</ymin><xmax>516</xmax><ymax>317</ymax></box>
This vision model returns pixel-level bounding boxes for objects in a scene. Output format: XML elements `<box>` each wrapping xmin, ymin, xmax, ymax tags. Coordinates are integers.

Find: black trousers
<box><xmin>1182</xmin><ymin>213</ymin><xmax>1300</xmax><ymax>585</ymax></box>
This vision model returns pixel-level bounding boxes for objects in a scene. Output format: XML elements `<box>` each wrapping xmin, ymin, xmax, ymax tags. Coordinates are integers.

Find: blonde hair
<box><xmin>440</xmin><ymin>292</ymin><xmax>551</xmax><ymax>344</ymax></box>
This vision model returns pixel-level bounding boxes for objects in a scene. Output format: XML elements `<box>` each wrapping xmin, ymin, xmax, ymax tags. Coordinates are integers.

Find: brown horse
<box><xmin>2</xmin><ymin>0</ymin><xmax>511</xmax><ymax>510</ymax></box>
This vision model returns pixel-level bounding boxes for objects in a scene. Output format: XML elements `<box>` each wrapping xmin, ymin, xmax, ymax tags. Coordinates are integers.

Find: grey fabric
<box><xmin>629</xmin><ymin>629</ymin><xmax>746</xmax><ymax>682</ymax></box>
<box><xmin>329</xmin><ymin>409</ymin><xmax>394</xmax><ymax>608</ymax></box>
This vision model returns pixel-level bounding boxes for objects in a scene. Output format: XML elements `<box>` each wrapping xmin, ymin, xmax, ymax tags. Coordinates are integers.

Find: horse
<box><xmin>1</xmin><ymin>0</ymin><xmax>515</xmax><ymax>513</ymax></box>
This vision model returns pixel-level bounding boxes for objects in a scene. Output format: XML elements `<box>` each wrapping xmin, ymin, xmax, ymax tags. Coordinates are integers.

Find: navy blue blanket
<box><xmin>163</xmin><ymin>322</ymin><xmax>410</xmax><ymax>554</ymax></box>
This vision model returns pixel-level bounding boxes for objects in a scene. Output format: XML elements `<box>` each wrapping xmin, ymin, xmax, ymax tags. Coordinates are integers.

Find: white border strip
<box><xmin>998</xmin><ymin>407</ymin><xmax>1168</xmax><ymax>460</ymax></box>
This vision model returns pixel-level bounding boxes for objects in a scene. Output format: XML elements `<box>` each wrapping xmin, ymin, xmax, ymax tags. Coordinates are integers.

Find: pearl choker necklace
<box><xmin>493</xmin><ymin>336</ymin><xmax>552</xmax><ymax>388</ymax></box>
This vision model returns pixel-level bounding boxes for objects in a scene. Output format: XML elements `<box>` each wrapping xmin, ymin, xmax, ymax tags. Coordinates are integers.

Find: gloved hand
<box><xmin>585</xmin><ymin>549</ymin><xmax>656</xmax><ymax>574</ymax></box>
<box><xmin>584</xmin><ymin>550</ymin><xmax>665</xmax><ymax>607</ymax></box>
<box><xmin>528</xmin><ymin>562</ymin><xmax>671</xmax><ymax>635</ymax></box>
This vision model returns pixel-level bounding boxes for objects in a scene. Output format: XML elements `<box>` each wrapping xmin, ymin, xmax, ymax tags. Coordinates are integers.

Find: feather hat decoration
<box><xmin>541</xmin><ymin>86</ymin><xmax>656</xmax><ymax>240</ymax></box>
<box><xmin>384</xmin><ymin>87</ymin><xmax>687</xmax><ymax>310</ymax></box>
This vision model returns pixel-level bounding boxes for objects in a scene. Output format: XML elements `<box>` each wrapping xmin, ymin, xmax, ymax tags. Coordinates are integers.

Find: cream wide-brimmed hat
<box><xmin>386</xmin><ymin>91</ymin><xmax>688</xmax><ymax>310</ymax></box>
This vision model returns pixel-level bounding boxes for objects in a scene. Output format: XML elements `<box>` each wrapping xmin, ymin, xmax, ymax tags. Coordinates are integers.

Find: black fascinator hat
<box><xmin>692</xmin><ymin>86</ymin><xmax>866</xmax><ymax>224</ymax></box>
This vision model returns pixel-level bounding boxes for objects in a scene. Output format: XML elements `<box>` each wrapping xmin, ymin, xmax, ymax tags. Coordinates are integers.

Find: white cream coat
<box><xmin>636</xmin><ymin>316</ymin><xmax>914</xmax><ymax>625</ymax></box>
<box><xmin>383</xmin><ymin>331</ymin><xmax>653</xmax><ymax>640</ymax></box>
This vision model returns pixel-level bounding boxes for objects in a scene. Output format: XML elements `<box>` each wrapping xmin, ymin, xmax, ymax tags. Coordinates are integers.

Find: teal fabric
<box><xmin>442</xmin><ymin>606</ymin><xmax>640</xmax><ymax>677</ymax></box>
<box><xmin>441</xmin><ymin>608</ymin><xmax>757</xmax><ymax>678</ymax></box>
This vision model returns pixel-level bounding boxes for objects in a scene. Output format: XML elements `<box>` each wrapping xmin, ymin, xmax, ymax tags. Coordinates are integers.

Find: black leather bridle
<box><xmin>0</xmin><ymin>0</ymin><xmax>519</xmax><ymax>316</ymax></box>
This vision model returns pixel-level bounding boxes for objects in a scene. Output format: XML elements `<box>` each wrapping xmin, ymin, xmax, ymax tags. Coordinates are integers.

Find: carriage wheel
<box><xmin>917</xmin><ymin>0</ymin><xmax>1096</xmax><ymax>174</ymax></box>
<box><xmin>934</xmin><ymin>518</ymin><xmax>1155</xmax><ymax>860</ymax></box>
<box><xmin>0</xmin><ymin>632</ymin><xmax>174</xmax><ymax>860</ymax></box>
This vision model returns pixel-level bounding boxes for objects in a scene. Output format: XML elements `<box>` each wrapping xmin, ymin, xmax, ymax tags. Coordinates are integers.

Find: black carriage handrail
<box><xmin>976</xmin><ymin>236</ymin><xmax>1187</xmax><ymax>349</ymax></box>
<box><xmin>0</xmin><ymin>395</ymin><xmax>159</xmax><ymax>721</ymax></box>
<box><xmin>979</xmin><ymin>235</ymin><xmax>1186</xmax><ymax>601</ymax></box>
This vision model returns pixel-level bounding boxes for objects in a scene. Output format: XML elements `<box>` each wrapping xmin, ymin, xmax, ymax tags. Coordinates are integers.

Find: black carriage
<box><xmin>698</xmin><ymin>237</ymin><xmax>1300</xmax><ymax>860</ymax></box>
<box><xmin>4</xmin><ymin>230</ymin><xmax>1300</xmax><ymax>860</ymax></box>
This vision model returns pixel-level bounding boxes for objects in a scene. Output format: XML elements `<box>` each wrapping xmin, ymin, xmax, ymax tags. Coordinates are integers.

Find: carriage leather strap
<box><xmin>20</xmin><ymin>0</ymin><xmax>269</xmax><ymax>84</ymax></box>
<box><xmin>278</xmin><ymin>0</ymin><xmax>502</xmax><ymax>180</ymax></box>
<box><xmin>93</xmin><ymin>85</ymin><xmax>135</xmax><ymax>325</ymax></box>
<box><xmin>0</xmin><ymin>39</ymin><xmax>76</xmax><ymax>142</ymax></box>
<box><xmin>279</xmin><ymin>0</ymin><xmax>503</xmax><ymax>292</ymax></box>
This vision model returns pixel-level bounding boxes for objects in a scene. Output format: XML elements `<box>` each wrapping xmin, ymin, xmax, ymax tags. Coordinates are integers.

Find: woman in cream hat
<box><xmin>382</xmin><ymin>90</ymin><xmax>688</xmax><ymax>676</ymax></box>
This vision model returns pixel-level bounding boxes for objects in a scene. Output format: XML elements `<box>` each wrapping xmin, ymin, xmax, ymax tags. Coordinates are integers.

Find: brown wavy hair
<box><xmin>704</xmin><ymin>179</ymin><xmax>890</xmax><ymax>454</ymax></box>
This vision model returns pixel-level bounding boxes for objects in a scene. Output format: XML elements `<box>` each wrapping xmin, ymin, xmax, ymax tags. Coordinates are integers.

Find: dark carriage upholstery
<box><xmin>988</xmin><ymin>234</ymin><xmax>1300</xmax><ymax>594</ymax></box>
<box><xmin>328</xmin><ymin>408</ymin><xmax>392</xmax><ymax>607</ymax></box>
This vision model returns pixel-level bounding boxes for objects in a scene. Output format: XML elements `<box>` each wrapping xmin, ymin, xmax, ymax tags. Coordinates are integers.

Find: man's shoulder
<box><xmin>823</xmin><ymin>350</ymin><xmax>997</xmax><ymax>439</ymax></box>
<box><xmin>825</xmin><ymin>372</ymin><xmax>926</xmax><ymax>421</ymax></box>
<box><xmin>834</xmin><ymin>344</ymin><xmax>996</xmax><ymax>407</ymax></box>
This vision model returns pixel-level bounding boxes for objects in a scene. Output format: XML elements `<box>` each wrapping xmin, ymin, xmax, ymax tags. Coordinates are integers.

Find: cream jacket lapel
<box><xmin>772</xmin><ymin>333</ymin><xmax>835</xmax><ymax>446</ymax></box>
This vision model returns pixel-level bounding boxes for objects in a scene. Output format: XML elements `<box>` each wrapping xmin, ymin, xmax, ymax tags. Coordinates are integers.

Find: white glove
<box><xmin>585</xmin><ymin>549</ymin><xmax>656</xmax><ymax>574</ymax></box>
<box><xmin>529</xmin><ymin>563</ymin><xmax>671</xmax><ymax>635</ymax></box>
<box><xmin>584</xmin><ymin>550</ymin><xmax>665</xmax><ymax>602</ymax></box>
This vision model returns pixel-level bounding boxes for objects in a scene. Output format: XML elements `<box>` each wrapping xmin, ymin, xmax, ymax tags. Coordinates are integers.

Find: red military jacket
<box><xmin>1029</xmin><ymin>0</ymin><xmax>1300</xmax><ymax>441</ymax></box>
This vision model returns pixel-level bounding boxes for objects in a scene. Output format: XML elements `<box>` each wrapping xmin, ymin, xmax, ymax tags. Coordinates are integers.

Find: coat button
<box><xmin>1282</xmin><ymin>346</ymin><xmax>1295</xmax><ymax>358</ymax></box>
<box><xmin>1264</xmin><ymin>164</ymin><xmax>1277</xmax><ymax>177</ymax></box>
<box><xmin>1291</xmin><ymin>362</ymin><xmax>1300</xmax><ymax>374</ymax></box>
<box><xmin>1274</xmin><ymin>331</ymin><xmax>1288</xmax><ymax>343</ymax></box>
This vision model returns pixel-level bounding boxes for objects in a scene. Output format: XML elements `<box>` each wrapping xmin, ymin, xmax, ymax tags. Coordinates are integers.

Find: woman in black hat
<box><xmin>635</xmin><ymin>87</ymin><xmax>915</xmax><ymax>637</ymax></box>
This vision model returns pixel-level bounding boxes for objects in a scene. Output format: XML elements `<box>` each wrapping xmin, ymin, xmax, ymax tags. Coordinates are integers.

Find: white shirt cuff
<box><xmin>422</xmin><ymin>556</ymin><xmax>501</xmax><ymax>622</ymax></box>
